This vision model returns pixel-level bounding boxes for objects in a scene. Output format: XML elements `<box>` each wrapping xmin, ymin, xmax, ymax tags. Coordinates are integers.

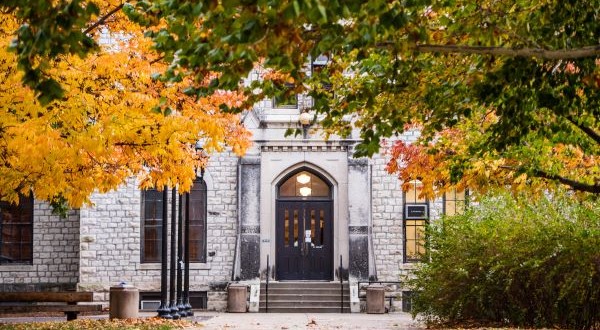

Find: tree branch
<box><xmin>83</xmin><ymin>3</ymin><xmax>124</xmax><ymax>35</ymax></box>
<box><xmin>414</xmin><ymin>44</ymin><xmax>600</xmax><ymax>60</ymax></box>
<box><xmin>500</xmin><ymin>165</ymin><xmax>600</xmax><ymax>193</ymax></box>
<box><xmin>533</xmin><ymin>169</ymin><xmax>600</xmax><ymax>194</ymax></box>
<box><xmin>565</xmin><ymin>115</ymin><xmax>600</xmax><ymax>146</ymax></box>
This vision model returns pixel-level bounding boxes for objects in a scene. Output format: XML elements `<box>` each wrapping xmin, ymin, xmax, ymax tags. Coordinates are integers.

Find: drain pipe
<box><xmin>367</xmin><ymin>162</ymin><xmax>378</xmax><ymax>280</ymax></box>
<box><xmin>231</xmin><ymin>157</ymin><xmax>243</xmax><ymax>281</ymax></box>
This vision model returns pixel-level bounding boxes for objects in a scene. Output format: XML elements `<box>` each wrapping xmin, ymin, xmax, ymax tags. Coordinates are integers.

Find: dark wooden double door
<box><xmin>276</xmin><ymin>201</ymin><xmax>333</xmax><ymax>280</ymax></box>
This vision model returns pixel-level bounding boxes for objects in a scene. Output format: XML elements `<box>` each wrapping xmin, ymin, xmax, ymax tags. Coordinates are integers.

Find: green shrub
<box><xmin>409</xmin><ymin>191</ymin><xmax>600</xmax><ymax>329</ymax></box>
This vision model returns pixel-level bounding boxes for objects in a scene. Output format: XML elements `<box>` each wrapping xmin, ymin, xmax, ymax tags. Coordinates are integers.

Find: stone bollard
<box><xmin>366</xmin><ymin>284</ymin><xmax>385</xmax><ymax>314</ymax></box>
<box><xmin>109</xmin><ymin>282</ymin><xmax>139</xmax><ymax>319</ymax></box>
<box><xmin>227</xmin><ymin>283</ymin><xmax>248</xmax><ymax>313</ymax></box>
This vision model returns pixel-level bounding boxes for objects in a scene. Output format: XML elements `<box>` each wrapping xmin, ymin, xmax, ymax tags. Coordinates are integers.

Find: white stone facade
<box><xmin>0</xmin><ymin>203</ymin><xmax>79</xmax><ymax>291</ymax></box>
<box><xmin>1</xmin><ymin>95</ymin><xmax>447</xmax><ymax>313</ymax></box>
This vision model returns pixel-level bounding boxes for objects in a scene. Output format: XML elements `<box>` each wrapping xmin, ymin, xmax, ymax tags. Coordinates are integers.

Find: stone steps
<box><xmin>259</xmin><ymin>282</ymin><xmax>350</xmax><ymax>313</ymax></box>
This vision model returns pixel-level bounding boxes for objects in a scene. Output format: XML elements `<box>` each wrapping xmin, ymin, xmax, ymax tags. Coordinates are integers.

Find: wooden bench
<box><xmin>0</xmin><ymin>292</ymin><xmax>103</xmax><ymax>320</ymax></box>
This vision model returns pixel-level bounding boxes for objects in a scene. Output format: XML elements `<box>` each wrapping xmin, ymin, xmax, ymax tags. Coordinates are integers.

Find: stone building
<box><xmin>0</xmin><ymin>67</ymin><xmax>467</xmax><ymax>312</ymax></box>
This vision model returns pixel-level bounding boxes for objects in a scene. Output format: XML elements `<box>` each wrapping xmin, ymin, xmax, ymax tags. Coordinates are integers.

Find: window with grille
<box><xmin>443</xmin><ymin>189</ymin><xmax>468</xmax><ymax>216</ymax></box>
<box><xmin>141</xmin><ymin>189</ymin><xmax>163</xmax><ymax>263</ymax></box>
<box><xmin>0</xmin><ymin>195</ymin><xmax>34</xmax><ymax>265</ymax></box>
<box><xmin>403</xmin><ymin>181</ymin><xmax>428</xmax><ymax>263</ymax></box>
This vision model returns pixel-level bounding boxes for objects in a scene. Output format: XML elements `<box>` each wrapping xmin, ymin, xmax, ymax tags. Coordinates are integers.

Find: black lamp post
<box><xmin>168</xmin><ymin>187</ymin><xmax>180</xmax><ymax>319</ymax></box>
<box><xmin>181</xmin><ymin>141</ymin><xmax>204</xmax><ymax>316</ymax></box>
<box><xmin>176</xmin><ymin>193</ymin><xmax>185</xmax><ymax>317</ymax></box>
<box><xmin>157</xmin><ymin>186</ymin><xmax>173</xmax><ymax>319</ymax></box>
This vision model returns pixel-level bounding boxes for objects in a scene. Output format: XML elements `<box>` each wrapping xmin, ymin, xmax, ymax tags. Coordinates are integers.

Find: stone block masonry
<box><xmin>0</xmin><ymin>203</ymin><xmax>79</xmax><ymax>292</ymax></box>
<box><xmin>78</xmin><ymin>151</ymin><xmax>239</xmax><ymax>310</ymax></box>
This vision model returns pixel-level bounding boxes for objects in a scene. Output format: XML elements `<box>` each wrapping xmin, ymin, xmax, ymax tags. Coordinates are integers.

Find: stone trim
<box><xmin>138</xmin><ymin>263</ymin><xmax>211</xmax><ymax>270</ymax></box>
<box><xmin>348</xmin><ymin>225</ymin><xmax>368</xmax><ymax>235</ymax></box>
<box><xmin>241</xmin><ymin>225</ymin><xmax>260</xmax><ymax>234</ymax></box>
<box><xmin>261</xmin><ymin>145</ymin><xmax>348</xmax><ymax>153</ymax></box>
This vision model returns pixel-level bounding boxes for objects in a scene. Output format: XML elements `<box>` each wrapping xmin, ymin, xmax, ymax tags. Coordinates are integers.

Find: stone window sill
<box><xmin>0</xmin><ymin>264</ymin><xmax>35</xmax><ymax>271</ymax></box>
<box><xmin>138</xmin><ymin>263</ymin><xmax>210</xmax><ymax>270</ymax></box>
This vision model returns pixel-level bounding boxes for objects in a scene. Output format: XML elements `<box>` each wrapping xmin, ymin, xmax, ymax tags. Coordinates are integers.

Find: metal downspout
<box><xmin>231</xmin><ymin>157</ymin><xmax>243</xmax><ymax>281</ymax></box>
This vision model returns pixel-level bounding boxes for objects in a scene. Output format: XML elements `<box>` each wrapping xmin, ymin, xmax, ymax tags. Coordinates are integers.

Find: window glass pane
<box><xmin>293</xmin><ymin>209</ymin><xmax>299</xmax><ymax>247</ymax></box>
<box><xmin>319</xmin><ymin>209</ymin><xmax>325</xmax><ymax>246</ymax></box>
<box><xmin>189</xmin><ymin>178</ymin><xmax>207</xmax><ymax>263</ymax></box>
<box><xmin>142</xmin><ymin>189</ymin><xmax>162</xmax><ymax>263</ymax></box>
<box><xmin>310</xmin><ymin>210</ymin><xmax>315</xmax><ymax>245</ymax></box>
<box><xmin>279</xmin><ymin>171</ymin><xmax>330</xmax><ymax>198</ymax></box>
<box><xmin>284</xmin><ymin>209</ymin><xmax>289</xmax><ymax>247</ymax></box>
<box><xmin>444</xmin><ymin>189</ymin><xmax>467</xmax><ymax>216</ymax></box>
<box><xmin>0</xmin><ymin>195</ymin><xmax>33</xmax><ymax>264</ymax></box>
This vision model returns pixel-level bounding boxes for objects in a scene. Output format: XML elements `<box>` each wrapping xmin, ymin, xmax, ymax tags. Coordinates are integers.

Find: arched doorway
<box><xmin>275</xmin><ymin>169</ymin><xmax>333</xmax><ymax>280</ymax></box>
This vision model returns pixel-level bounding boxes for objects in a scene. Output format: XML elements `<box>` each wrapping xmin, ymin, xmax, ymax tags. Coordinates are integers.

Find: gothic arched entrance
<box><xmin>275</xmin><ymin>169</ymin><xmax>333</xmax><ymax>280</ymax></box>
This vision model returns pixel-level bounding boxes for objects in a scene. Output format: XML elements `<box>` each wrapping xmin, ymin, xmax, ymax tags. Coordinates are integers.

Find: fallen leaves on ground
<box><xmin>0</xmin><ymin>317</ymin><xmax>198</xmax><ymax>330</ymax></box>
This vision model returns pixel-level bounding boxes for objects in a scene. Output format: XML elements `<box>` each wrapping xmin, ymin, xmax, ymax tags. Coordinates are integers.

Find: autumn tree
<box><xmin>0</xmin><ymin>1</ymin><xmax>251</xmax><ymax>208</ymax></box>
<box><xmin>3</xmin><ymin>0</ymin><xmax>600</xmax><ymax>197</ymax></box>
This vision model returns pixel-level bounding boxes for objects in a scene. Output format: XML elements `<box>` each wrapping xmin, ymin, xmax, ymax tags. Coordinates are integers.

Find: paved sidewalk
<box><xmin>0</xmin><ymin>312</ymin><xmax>423</xmax><ymax>329</ymax></box>
<box><xmin>189</xmin><ymin>312</ymin><xmax>423</xmax><ymax>329</ymax></box>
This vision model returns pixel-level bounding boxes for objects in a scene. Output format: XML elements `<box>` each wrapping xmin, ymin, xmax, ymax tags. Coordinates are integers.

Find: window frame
<box><xmin>0</xmin><ymin>194</ymin><xmax>34</xmax><ymax>265</ymax></box>
<box><xmin>140</xmin><ymin>188</ymin><xmax>163</xmax><ymax>263</ymax></box>
<box><xmin>442</xmin><ymin>188</ymin><xmax>469</xmax><ymax>216</ymax></box>
<box><xmin>186</xmin><ymin>176</ymin><xmax>207</xmax><ymax>263</ymax></box>
<box><xmin>403</xmin><ymin>181</ymin><xmax>428</xmax><ymax>263</ymax></box>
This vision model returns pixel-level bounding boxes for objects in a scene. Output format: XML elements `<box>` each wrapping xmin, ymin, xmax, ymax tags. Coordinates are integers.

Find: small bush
<box><xmin>409</xmin><ymin>191</ymin><xmax>600</xmax><ymax>329</ymax></box>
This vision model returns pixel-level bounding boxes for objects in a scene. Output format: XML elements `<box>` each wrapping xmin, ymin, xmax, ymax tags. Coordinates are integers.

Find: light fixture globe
<box><xmin>296</xmin><ymin>173</ymin><xmax>311</xmax><ymax>184</ymax></box>
<box><xmin>299</xmin><ymin>112</ymin><xmax>312</xmax><ymax>126</ymax></box>
<box><xmin>299</xmin><ymin>186</ymin><xmax>312</xmax><ymax>196</ymax></box>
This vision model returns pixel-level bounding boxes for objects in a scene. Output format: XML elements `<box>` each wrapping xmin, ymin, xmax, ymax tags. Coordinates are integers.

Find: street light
<box><xmin>181</xmin><ymin>141</ymin><xmax>204</xmax><ymax>316</ymax></box>
<box><xmin>168</xmin><ymin>187</ymin><xmax>180</xmax><ymax>319</ymax></box>
<box><xmin>157</xmin><ymin>187</ymin><xmax>172</xmax><ymax>319</ymax></box>
<box><xmin>176</xmin><ymin>193</ymin><xmax>185</xmax><ymax>317</ymax></box>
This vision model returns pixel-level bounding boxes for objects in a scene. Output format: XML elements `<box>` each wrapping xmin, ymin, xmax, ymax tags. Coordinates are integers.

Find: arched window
<box><xmin>278</xmin><ymin>170</ymin><xmax>331</xmax><ymax>199</ymax></box>
<box><xmin>0</xmin><ymin>194</ymin><xmax>34</xmax><ymax>264</ymax></box>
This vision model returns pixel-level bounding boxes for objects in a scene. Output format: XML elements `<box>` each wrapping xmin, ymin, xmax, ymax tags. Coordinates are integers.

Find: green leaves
<box><xmin>4</xmin><ymin>0</ymin><xmax>101</xmax><ymax>105</ymax></box>
<box><xmin>410</xmin><ymin>191</ymin><xmax>600</xmax><ymax>329</ymax></box>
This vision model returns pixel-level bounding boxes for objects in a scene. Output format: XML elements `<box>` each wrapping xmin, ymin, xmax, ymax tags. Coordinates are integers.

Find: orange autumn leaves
<box><xmin>0</xmin><ymin>6</ymin><xmax>251</xmax><ymax>207</ymax></box>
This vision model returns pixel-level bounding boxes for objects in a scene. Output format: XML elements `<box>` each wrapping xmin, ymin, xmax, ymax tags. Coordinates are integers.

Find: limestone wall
<box><xmin>0</xmin><ymin>203</ymin><xmax>79</xmax><ymax>292</ymax></box>
<box><xmin>77</xmin><ymin>151</ymin><xmax>239</xmax><ymax>310</ymax></box>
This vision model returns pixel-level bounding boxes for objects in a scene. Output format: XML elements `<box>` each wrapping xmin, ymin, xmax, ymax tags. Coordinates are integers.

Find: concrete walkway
<box><xmin>190</xmin><ymin>312</ymin><xmax>423</xmax><ymax>330</ymax></box>
<box><xmin>0</xmin><ymin>312</ymin><xmax>423</xmax><ymax>330</ymax></box>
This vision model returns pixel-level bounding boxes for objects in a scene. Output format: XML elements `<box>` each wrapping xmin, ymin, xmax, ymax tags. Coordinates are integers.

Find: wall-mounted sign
<box><xmin>405</xmin><ymin>204</ymin><xmax>428</xmax><ymax>219</ymax></box>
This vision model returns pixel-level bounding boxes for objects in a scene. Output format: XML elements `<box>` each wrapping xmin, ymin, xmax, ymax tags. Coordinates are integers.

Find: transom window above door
<box><xmin>278</xmin><ymin>171</ymin><xmax>330</xmax><ymax>199</ymax></box>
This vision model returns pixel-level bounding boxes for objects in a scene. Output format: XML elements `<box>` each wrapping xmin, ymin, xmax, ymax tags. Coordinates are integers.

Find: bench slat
<box><xmin>0</xmin><ymin>292</ymin><xmax>93</xmax><ymax>303</ymax></box>
<box><xmin>0</xmin><ymin>304</ymin><xmax>102</xmax><ymax>313</ymax></box>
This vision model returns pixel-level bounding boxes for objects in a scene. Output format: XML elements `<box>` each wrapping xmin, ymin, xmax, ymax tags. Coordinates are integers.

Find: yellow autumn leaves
<box><xmin>0</xmin><ymin>6</ymin><xmax>252</xmax><ymax>208</ymax></box>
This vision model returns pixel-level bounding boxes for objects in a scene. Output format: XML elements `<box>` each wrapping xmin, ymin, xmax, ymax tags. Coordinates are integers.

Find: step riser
<box><xmin>260</xmin><ymin>289</ymin><xmax>347</xmax><ymax>295</ymax></box>
<box><xmin>262</xmin><ymin>283</ymin><xmax>347</xmax><ymax>289</ymax></box>
<box><xmin>258</xmin><ymin>301</ymin><xmax>350</xmax><ymax>307</ymax></box>
<box><xmin>259</xmin><ymin>307</ymin><xmax>351</xmax><ymax>313</ymax></box>
<box><xmin>260</xmin><ymin>295</ymin><xmax>347</xmax><ymax>301</ymax></box>
<box><xmin>259</xmin><ymin>282</ymin><xmax>350</xmax><ymax>313</ymax></box>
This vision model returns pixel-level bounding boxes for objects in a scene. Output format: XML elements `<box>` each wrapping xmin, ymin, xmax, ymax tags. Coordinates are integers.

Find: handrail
<box><xmin>339</xmin><ymin>254</ymin><xmax>343</xmax><ymax>313</ymax></box>
<box><xmin>265</xmin><ymin>254</ymin><xmax>269</xmax><ymax>313</ymax></box>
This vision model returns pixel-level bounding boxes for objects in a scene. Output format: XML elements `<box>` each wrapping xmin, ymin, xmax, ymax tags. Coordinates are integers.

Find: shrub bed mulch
<box><xmin>0</xmin><ymin>317</ymin><xmax>199</xmax><ymax>330</ymax></box>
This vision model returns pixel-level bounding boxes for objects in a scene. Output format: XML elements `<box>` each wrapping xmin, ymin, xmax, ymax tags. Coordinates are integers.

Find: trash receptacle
<box><xmin>227</xmin><ymin>283</ymin><xmax>247</xmax><ymax>313</ymax></box>
<box><xmin>110</xmin><ymin>283</ymin><xmax>139</xmax><ymax>319</ymax></box>
<box><xmin>366</xmin><ymin>284</ymin><xmax>385</xmax><ymax>314</ymax></box>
